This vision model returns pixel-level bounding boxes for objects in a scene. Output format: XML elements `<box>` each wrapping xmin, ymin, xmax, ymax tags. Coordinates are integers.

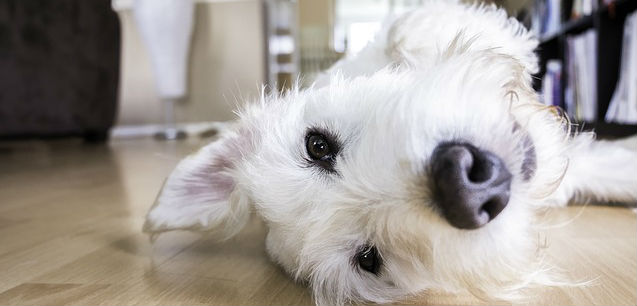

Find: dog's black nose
<box><xmin>431</xmin><ymin>142</ymin><xmax>512</xmax><ymax>229</ymax></box>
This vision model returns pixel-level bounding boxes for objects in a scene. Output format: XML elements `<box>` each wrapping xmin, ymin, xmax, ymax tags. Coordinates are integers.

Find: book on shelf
<box><xmin>571</xmin><ymin>0</ymin><xmax>598</xmax><ymax>19</ymax></box>
<box><xmin>562</xmin><ymin>29</ymin><xmax>597</xmax><ymax>122</ymax></box>
<box><xmin>531</xmin><ymin>0</ymin><xmax>561</xmax><ymax>37</ymax></box>
<box><xmin>605</xmin><ymin>11</ymin><xmax>637</xmax><ymax>124</ymax></box>
<box><xmin>541</xmin><ymin>60</ymin><xmax>563</xmax><ymax>108</ymax></box>
<box><xmin>531</xmin><ymin>0</ymin><xmax>600</xmax><ymax>38</ymax></box>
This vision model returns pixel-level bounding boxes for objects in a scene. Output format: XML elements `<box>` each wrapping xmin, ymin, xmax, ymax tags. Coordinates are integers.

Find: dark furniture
<box><xmin>534</xmin><ymin>0</ymin><xmax>637</xmax><ymax>137</ymax></box>
<box><xmin>0</xmin><ymin>0</ymin><xmax>121</xmax><ymax>141</ymax></box>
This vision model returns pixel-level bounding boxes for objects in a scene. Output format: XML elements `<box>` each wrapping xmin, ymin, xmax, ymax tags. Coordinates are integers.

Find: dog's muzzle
<box><xmin>431</xmin><ymin>142</ymin><xmax>512</xmax><ymax>229</ymax></box>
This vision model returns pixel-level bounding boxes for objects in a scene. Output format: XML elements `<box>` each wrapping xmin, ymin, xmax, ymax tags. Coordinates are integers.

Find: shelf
<box><xmin>578</xmin><ymin>122</ymin><xmax>637</xmax><ymax>138</ymax></box>
<box><xmin>538</xmin><ymin>0</ymin><xmax>637</xmax><ymax>45</ymax></box>
<box><xmin>540</xmin><ymin>14</ymin><xmax>594</xmax><ymax>44</ymax></box>
<box><xmin>598</xmin><ymin>0</ymin><xmax>637</xmax><ymax>17</ymax></box>
<box><xmin>534</xmin><ymin>0</ymin><xmax>637</xmax><ymax>138</ymax></box>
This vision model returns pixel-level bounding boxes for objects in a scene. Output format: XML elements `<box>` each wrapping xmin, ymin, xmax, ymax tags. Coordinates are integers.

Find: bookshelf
<box><xmin>533</xmin><ymin>0</ymin><xmax>637</xmax><ymax>138</ymax></box>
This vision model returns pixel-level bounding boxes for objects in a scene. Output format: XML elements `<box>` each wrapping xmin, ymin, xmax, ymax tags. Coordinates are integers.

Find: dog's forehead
<box><xmin>301</xmin><ymin>76</ymin><xmax>408</xmax><ymax>131</ymax></box>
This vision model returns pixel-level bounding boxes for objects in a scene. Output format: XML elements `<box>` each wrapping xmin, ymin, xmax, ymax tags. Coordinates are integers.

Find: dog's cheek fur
<box><xmin>387</xmin><ymin>1</ymin><xmax>539</xmax><ymax>74</ymax></box>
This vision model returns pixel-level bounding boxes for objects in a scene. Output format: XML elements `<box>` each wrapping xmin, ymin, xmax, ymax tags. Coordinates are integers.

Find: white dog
<box><xmin>143</xmin><ymin>1</ymin><xmax>637</xmax><ymax>304</ymax></box>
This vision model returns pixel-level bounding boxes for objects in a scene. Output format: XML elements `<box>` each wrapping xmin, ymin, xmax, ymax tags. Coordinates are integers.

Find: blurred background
<box><xmin>0</xmin><ymin>0</ymin><xmax>635</xmax><ymax>141</ymax></box>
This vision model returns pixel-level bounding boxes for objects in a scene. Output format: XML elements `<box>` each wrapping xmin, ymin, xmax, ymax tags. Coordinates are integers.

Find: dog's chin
<box><xmin>262</xmin><ymin>177</ymin><xmax>553</xmax><ymax>306</ymax></box>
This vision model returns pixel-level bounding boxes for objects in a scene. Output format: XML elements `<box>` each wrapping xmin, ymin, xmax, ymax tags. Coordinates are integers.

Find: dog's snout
<box><xmin>431</xmin><ymin>142</ymin><xmax>512</xmax><ymax>229</ymax></box>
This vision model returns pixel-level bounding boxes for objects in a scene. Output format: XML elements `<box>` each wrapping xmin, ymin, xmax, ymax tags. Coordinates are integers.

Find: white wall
<box><xmin>115</xmin><ymin>0</ymin><xmax>265</xmax><ymax>126</ymax></box>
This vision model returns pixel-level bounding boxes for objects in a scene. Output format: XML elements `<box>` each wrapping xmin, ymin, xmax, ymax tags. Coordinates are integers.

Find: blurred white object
<box><xmin>133</xmin><ymin>0</ymin><xmax>195</xmax><ymax>139</ymax></box>
<box><xmin>566</xmin><ymin>30</ymin><xmax>597</xmax><ymax>122</ymax></box>
<box><xmin>606</xmin><ymin>12</ymin><xmax>637</xmax><ymax>124</ymax></box>
<box><xmin>542</xmin><ymin>60</ymin><xmax>562</xmax><ymax>106</ymax></box>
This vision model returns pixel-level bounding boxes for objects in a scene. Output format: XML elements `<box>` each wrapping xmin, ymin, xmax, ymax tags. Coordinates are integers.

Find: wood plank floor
<box><xmin>0</xmin><ymin>138</ymin><xmax>635</xmax><ymax>305</ymax></box>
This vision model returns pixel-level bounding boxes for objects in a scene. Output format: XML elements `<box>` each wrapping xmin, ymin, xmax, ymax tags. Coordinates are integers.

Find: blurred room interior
<box><xmin>1</xmin><ymin>0</ymin><xmax>636</xmax><ymax>140</ymax></box>
<box><xmin>0</xmin><ymin>0</ymin><xmax>635</xmax><ymax>304</ymax></box>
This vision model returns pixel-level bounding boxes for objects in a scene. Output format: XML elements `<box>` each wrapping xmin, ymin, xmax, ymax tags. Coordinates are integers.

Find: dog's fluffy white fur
<box><xmin>143</xmin><ymin>1</ymin><xmax>637</xmax><ymax>304</ymax></box>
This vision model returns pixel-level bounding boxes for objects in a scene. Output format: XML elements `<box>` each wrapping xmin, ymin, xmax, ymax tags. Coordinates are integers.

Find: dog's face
<box><xmin>144</xmin><ymin>51</ymin><xmax>569</xmax><ymax>304</ymax></box>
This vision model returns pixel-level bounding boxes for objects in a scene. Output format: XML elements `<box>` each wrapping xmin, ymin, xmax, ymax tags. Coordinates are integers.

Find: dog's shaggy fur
<box><xmin>143</xmin><ymin>1</ymin><xmax>637</xmax><ymax>304</ymax></box>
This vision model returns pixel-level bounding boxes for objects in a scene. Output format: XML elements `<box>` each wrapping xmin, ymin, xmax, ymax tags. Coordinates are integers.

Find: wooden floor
<box><xmin>0</xmin><ymin>137</ymin><xmax>635</xmax><ymax>305</ymax></box>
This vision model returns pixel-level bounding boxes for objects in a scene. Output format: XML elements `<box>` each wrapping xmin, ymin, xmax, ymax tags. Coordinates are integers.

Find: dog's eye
<box><xmin>305</xmin><ymin>130</ymin><xmax>340</xmax><ymax>173</ymax></box>
<box><xmin>307</xmin><ymin>134</ymin><xmax>332</xmax><ymax>160</ymax></box>
<box><xmin>356</xmin><ymin>245</ymin><xmax>381</xmax><ymax>275</ymax></box>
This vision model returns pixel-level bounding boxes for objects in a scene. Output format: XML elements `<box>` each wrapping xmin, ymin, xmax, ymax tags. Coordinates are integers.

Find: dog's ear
<box><xmin>143</xmin><ymin>132</ymin><xmax>252</xmax><ymax>239</ymax></box>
